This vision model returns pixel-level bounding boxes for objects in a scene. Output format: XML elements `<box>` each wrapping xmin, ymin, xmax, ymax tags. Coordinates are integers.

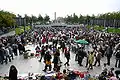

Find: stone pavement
<box><xmin>0</xmin><ymin>31</ymin><xmax>15</xmax><ymax>38</ymax></box>
<box><xmin>0</xmin><ymin>44</ymin><xmax>119</xmax><ymax>76</ymax></box>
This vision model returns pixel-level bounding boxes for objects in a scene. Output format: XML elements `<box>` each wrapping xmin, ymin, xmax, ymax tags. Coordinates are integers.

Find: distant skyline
<box><xmin>0</xmin><ymin>0</ymin><xmax>120</xmax><ymax>20</ymax></box>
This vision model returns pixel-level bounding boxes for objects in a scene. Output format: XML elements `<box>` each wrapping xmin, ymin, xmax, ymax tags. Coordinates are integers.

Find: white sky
<box><xmin>0</xmin><ymin>0</ymin><xmax>120</xmax><ymax>20</ymax></box>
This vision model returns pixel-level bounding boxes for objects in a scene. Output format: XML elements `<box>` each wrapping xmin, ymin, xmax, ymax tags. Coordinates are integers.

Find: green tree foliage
<box><xmin>0</xmin><ymin>10</ymin><xmax>16</xmax><ymax>28</ymax></box>
<box><xmin>64</xmin><ymin>11</ymin><xmax>120</xmax><ymax>24</ymax></box>
<box><xmin>38</xmin><ymin>14</ymin><xmax>43</xmax><ymax>22</ymax></box>
<box><xmin>44</xmin><ymin>14</ymin><xmax>50</xmax><ymax>23</ymax></box>
<box><xmin>24</xmin><ymin>14</ymin><xmax>32</xmax><ymax>24</ymax></box>
<box><xmin>31</xmin><ymin>15</ymin><xmax>38</xmax><ymax>23</ymax></box>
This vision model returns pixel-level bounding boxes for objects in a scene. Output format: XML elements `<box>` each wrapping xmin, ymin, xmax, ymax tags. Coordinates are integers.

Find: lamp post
<box><xmin>24</xmin><ymin>18</ymin><xmax>26</xmax><ymax>34</ymax></box>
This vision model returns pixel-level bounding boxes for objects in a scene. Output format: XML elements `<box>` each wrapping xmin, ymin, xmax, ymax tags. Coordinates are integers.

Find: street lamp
<box><xmin>23</xmin><ymin>18</ymin><xmax>26</xmax><ymax>34</ymax></box>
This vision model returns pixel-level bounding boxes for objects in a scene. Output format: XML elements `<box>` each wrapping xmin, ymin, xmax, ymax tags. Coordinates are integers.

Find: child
<box><xmin>108</xmin><ymin>68</ymin><xmax>114</xmax><ymax>77</ymax></box>
<box><xmin>102</xmin><ymin>63</ymin><xmax>107</xmax><ymax>71</ymax></box>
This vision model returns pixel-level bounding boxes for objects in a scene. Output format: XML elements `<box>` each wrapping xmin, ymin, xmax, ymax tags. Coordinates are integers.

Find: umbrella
<box><xmin>74</xmin><ymin>39</ymin><xmax>89</xmax><ymax>44</ymax></box>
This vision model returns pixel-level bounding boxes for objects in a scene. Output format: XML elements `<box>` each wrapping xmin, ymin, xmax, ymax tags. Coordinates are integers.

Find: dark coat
<box><xmin>115</xmin><ymin>51</ymin><xmax>120</xmax><ymax>59</ymax></box>
<box><xmin>44</xmin><ymin>52</ymin><xmax>52</xmax><ymax>61</ymax></box>
<box><xmin>0</xmin><ymin>48</ymin><xmax>4</xmax><ymax>57</ymax></box>
<box><xmin>41</xmin><ymin>48</ymin><xmax>45</xmax><ymax>56</ymax></box>
<box><xmin>106</xmin><ymin>46</ymin><xmax>113</xmax><ymax>57</ymax></box>
<box><xmin>9</xmin><ymin>65</ymin><xmax>18</xmax><ymax>80</ymax></box>
<box><xmin>65</xmin><ymin>51</ymin><xmax>70</xmax><ymax>59</ymax></box>
<box><xmin>18</xmin><ymin>44</ymin><xmax>23</xmax><ymax>50</ymax></box>
<box><xmin>78</xmin><ymin>49</ymin><xmax>87</xmax><ymax>58</ymax></box>
<box><xmin>53</xmin><ymin>55</ymin><xmax>59</xmax><ymax>64</ymax></box>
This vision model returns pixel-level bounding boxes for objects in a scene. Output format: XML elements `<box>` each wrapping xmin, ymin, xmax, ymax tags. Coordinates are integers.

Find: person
<box><xmin>105</xmin><ymin>45</ymin><xmax>113</xmax><ymax>66</ymax></box>
<box><xmin>115</xmin><ymin>70</ymin><xmax>120</xmax><ymax>78</ymax></box>
<box><xmin>8</xmin><ymin>45</ymin><xmax>14</xmax><ymax>60</ymax></box>
<box><xmin>108</xmin><ymin>68</ymin><xmax>114</xmax><ymax>77</ymax></box>
<box><xmin>43</xmin><ymin>51</ymin><xmax>52</xmax><ymax>72</ymax></box>
<box><xmin>85</xmin><ymin>51</ymin><xmax>90</xmax><ymax>68</ymax></box>
<box><xmin>109</xmin><ymin>75</ymin><xmax>118</xmax><ymax>80</ymax></box>
<box><xmin>12</xmin><ymin>43</ymin><xmax>18</xmax><ymax>56</ymax></box>
<box><xmin>35</xmin><ymin>45</ymin><xmax>40</xmax><ymax>53</ymax></box>
<box><xmin>101</xmin><ymin>63</ymin><xmax>108</xmax><ymax>77</ymax></box>
<box><xmin>0</xmin><ymin>45</ymin><xmax>5</xmax><ymax>64</ymax></box>
<box><xmin>4</xmin><ymin>47</ymin><xmax>11</xmax><ymax>62</ymax></box>
<box><xmin>64</xmin><ymin>50</ymin><xmax>70</xmax><ymax>66</ymax></box>
<box><xmin>87</xmin><ymin>51</ymin><xmax>94</xmax><ymax>70</ymax></box>
<box><xmin>9</xmin><ymin>65</ymin><xmax>18</xmax><ymax>80</ymax></box>
<box><xmin>93</xmin><ymin>51</ymin><xmax>102</xmax><ymax>66</ymax></box>
<box><xmin>62</xmin><ymin>69</ymin><xmax>69</xmax><ymax>80</ymax></box>
<box><xmin>61</xmin><ymin>41</ymin><xmax>65</xmax><ymax>53</ymax></box>
<box><xmin>115</xmin><ymin>50</ymin><xmax>120</xmax><ymax>68</ymax></box>
<box><xmin>52</xmin><ymin>52</ymin><xmax>59</xmax><ymax>71</ymax></box>
<box><xmin>102</xmin><ymin>63</ymin><xmax>108</xmax><ymax>71</ymax></box>
<box><xmin>39</xmin><ymin>46</ymin><xmax>45</xmax><ymax>62</ymax></box>
<box><xmin>18</xmin><ymin>43</ymin><xmax>24</xmax><ymax>55</ymax></box>
<box><xmin>77</xmin><ymin>48</ymin><xmax>87</xmax><ymax>66</ymax></box>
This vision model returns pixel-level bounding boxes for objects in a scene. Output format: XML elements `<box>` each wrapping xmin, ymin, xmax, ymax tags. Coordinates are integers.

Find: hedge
<box><xmin>15</xmin><ymin>26</ymin><xmax>31</xmax><ymax>35</ymax></box>
<box><xmin>107</xmin><ymin>27</ymin><xmax>120</xmax><ymax>33</ymax></box>
<box><xmin>86</xmin><ymin>25</ymin><xmax>120</xmax><ymax>33</ymax></box>
<box><xmin>93</xmin><ymin>25</ymin><xmax>105</xmax><ymax>31</ymax></box>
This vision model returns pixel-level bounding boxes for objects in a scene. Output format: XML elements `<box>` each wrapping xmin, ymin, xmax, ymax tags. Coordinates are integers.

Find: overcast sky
<box><xmin>0</xmin><ymin>0</ymin><xmax>120</xmax><ymax>20</ymax></box>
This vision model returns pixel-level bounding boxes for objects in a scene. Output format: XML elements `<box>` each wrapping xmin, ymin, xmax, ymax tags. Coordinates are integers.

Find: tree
<box><xmin>24</xmin><ymin>14</ymin><xmax>31</xmax><ymax>25</ymax></box>
<box><xmin>31</xmin><ymin>15</ymin><xmax>38</xmax><ymax>23</ymax></box>
<box><xmin>44</xmin><ymin>14</ymin><xmax>50</xmax><ymax>23</ymax></box>
<box><xmin>38</xmin><ymin>14</ymin><xmax>43</xmax><ymax>23</ymax></box>
<box><xmin>73</xmin><ymin>13</ymin><xmax>78</xmax><ymax>23</ymax></box>
<box><xmin>65</xmin><ymin>15</ymin><xmax>73</xmax><ymax>24</ymax></box>
<box><xmin>0</xmin><ymin>10</ymin><xmax>16</xmax><ymax>28</ymax></box>
<box><xmin>78</xmin><ymin>14</ymin><xmax>84</xmax><ymax>24</ymax></box>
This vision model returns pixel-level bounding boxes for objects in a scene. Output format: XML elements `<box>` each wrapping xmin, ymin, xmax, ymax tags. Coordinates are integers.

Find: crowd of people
<box><xmin>0</xmin><ymin>26</ymin><xmax>120</xmax><ymax>80</ymax></box>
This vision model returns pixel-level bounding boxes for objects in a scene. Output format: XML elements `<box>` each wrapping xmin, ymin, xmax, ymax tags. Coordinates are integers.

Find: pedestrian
<box><xmin>18</xmin><ymin>43</ymin><xmax>24</xmax><ymax>55</ymax></box>
<box><xmin>64</xmin><ymin>50</ymin><xmax>70</xmax><ymax>66</ymax></box>
<box><xmin>8</xmin><ymin>46</ymin><xmax>14</xmax><ymax>60</ymax></box>
<box><xmin>9</xmin><ymin>65</ymin><xmax>18</xmax><ymax>80</ymax></box>
<box><xmin>4</xmin><ymin>47</ymin><xmax>11</xmax><ymax>62</ymax></box>
<box><xmin>12</xmin><ymin>43</ymin><xmax>18</xmax><ymax>56</ymax></box>
<box><xmin>105</xmin><ymin>45</ymin><xmax>113</xmax><ymax>66</ymax></box>
<box><xmin>87</xmin><ymin>51</ymin><xmax>94</xmax><ymax>70</ymax></box>
<box><xmin>115</xmin><ymin>50</ymin><xmax>120</xmax><ymax>68</ymax></box>
<box><xmin>93</xmin><ymin>50</ymin><xmax>102</xmax><ymax>66</ymax></box>
<box><xmin>43</xmin><ymin>51</ymin><xmax>52</xmax><ymax>72</ymax></box>
<box><xmin>85</xmin><ymin>53</ymin><xmax>89</xmax><ymax>68</ymax></box>
<box><xmin>52</xmin><ymin>52</ymin><xmax>59</xmax><ymax>71</ymax></box>
<box><xmin>0</xmin><ymin>45</ymin><xmax>5</xmax><ymax>64</ymax></box>
<box><xmin>35</xmin><ymin>45</ymin><xmax>40</xmax><ymax>53</ymax></box>
<box><xmin>39</xmin><ymin>46</ymin><xmax>45</xmax><ymax>62</ymax></box>
<box><xmin>62</xmin><ymin>69</ymin><xmax>69</xmax><ymax>80</ymax></box>
<box><xmin>77</xmin><ymin>48</ymin><xmax>87</xmax><ymax>66</ymax></box>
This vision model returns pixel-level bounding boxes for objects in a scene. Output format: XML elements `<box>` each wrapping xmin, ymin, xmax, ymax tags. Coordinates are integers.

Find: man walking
<box><xmin>115</xmin><ymin>50</ymin><xmax>120</xmax><ymax>68</ymax></box>
<box><xmin>77</xmin><ymin>48</ymin><xmax>87</xmax><ymax>66</ymax></box>
<box><xmin>105</xmin><ymin>45</ymin><xmax>113</xmax><ymax>66</ymax></box>
<box><xmin>93</xmin><ymin>50</ymin><xmax>102</xmax><ymax>66</ymax></box>
<box><xmin>43</xmin><ymin>51</ymin><xmax>52</xmax><ymax>72</ymax></box>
